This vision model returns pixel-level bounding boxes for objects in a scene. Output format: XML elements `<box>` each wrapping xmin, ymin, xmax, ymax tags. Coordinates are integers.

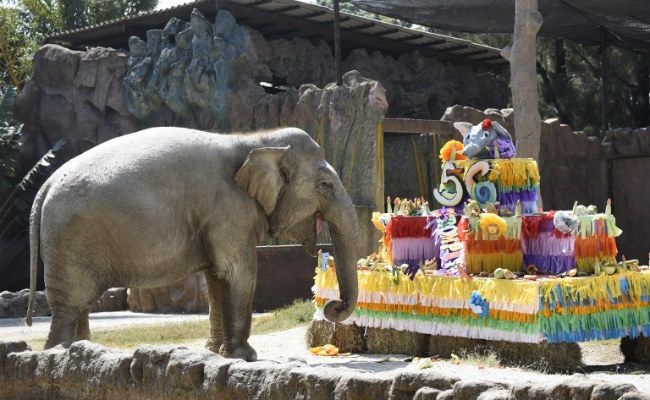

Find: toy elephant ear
<box><xmin>235</xmin><ymin>146</ymin><xmax>291</xmax><ymax>216</ymax></box>
<box><xmin>453</xmin><ymin>122</ymin><xmax>473</xmax><ymax>139</ymax></box>
<box><xmin>492</xmin><ymin>121</ymin><xmax>513</xmax><ymax>141</ymax></box>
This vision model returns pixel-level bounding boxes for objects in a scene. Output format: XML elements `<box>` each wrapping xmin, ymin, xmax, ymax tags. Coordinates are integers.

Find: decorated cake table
<box><xmin>311</xmin><ymin>119</ymin><xmax>648</xmax><ymax>347</ymax></box>
<box><xmin>313</xmin><ymin>267</ymin><xmax>650</xmax><ymax>344</ymax></box>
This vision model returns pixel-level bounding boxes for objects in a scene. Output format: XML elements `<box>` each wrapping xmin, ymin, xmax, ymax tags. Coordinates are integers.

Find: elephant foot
<box><xmin>205</xmin><ymin>337</ymin><xmax>223</xmax><ymax>353</ymax></box>
<box><xmin>219</xmin><ymin>342</ymin><xmax>257</xmax><ymax>361</ymax></box>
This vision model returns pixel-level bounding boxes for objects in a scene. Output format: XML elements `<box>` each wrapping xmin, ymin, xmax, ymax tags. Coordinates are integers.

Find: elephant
<box><xmin>454</xmin><ymin>119</ymin><xmax>515</xmax><ymax>159</ymax></box>
<box><xmin>25</xmin><ymin>127</ymin><xmax>359</xmax><ymax>361</ymax></box>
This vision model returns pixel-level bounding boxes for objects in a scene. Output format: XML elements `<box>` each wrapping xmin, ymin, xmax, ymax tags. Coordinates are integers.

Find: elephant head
<box><xmin>234</xmin><ymin>129</ymin><xmax>359</xmax><ymax>323</ymax></box>
<box><xmin>455</xmin><ymin>119</ymin><xmax>513</xmax><ymax>159</ymax></box>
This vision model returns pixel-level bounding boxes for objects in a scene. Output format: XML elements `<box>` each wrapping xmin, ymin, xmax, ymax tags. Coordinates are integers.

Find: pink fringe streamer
<box><xmin>392</xmin><ymin>238</ymin><xmax>437</xmax><ymax>264</ymax></box>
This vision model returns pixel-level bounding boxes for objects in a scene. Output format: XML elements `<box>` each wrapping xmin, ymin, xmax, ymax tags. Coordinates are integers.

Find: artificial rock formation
<box><xmin>15</xmin><ymin>44</ymin><xmax>137</xmax><ymax>164</ymax></box>
<box><xmin>0</xmin><ymin>288</ymin><xmax>128</xmax><ymax>318</ymax></box>
<box><xmin>128</xmin><ymin>274</ymin><xmax>209</xmax><ymax>314</ymax></box>
<box><xmin>125</xmin><ymin>9</ymin><xmax>387</xmax><ymax>209</ymax></box>
<box><xmin>0</xmin><ymin>340</ymin><xmax>646</xmax><ymax>400</ymax></box>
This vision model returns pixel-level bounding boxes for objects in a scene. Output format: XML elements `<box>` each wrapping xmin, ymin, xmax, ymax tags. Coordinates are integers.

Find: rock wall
<box><xmin>0</xmin><ymin>340</ymin><xmax>645</xmax><ymax>400</ymax></box>
<box><xmin>604</xmin><ymin>127</ymin><xmax>650</xmax><ymax>263</ymax></box>
<box><xmin>0</xmin><ymin>288</ymin><xmax>128</xmax><ymax>318</ymax></box>
<box><xmin>15</xmin><ymin>45</ymin><xmax>137</xmax><ymax>164</ymax></box>
<box><xmin>124</xmin><ymin>9</ymin><xmax>387</xmax><ymax>209</ymax></box>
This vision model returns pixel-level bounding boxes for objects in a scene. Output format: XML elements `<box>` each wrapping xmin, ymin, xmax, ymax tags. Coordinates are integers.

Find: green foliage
<box><xmin>58</xmin><ymin>0</ymin><xmax>158</xmax><ymax>30</ymax></box>
<box><xmin>0</xmin><ymin>0</ymin><xmax>158</xmax><ymax>90</ymax></box>
<box><xmin>0</xmin><ymin>5</ymin><xmax>40</xmax><ymax>90</ymax></box>
<box><xmin>536</xmin><ymin>38</ymin><xmax>649</xmax><ymax>136</ymax></box>
<box><xmin>0</xmin><ymin>138</ymin><xmax>65</xmax><ymax>237</ymax></box>
<box><xmin>0</xmin><ymin>86</ymin><xmax>21</xmax><ymax>193</ymax></box>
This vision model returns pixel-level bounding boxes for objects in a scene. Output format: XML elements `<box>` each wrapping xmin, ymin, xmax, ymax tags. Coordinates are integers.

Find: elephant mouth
<box><xmin>316</xmin><ymin>213</ymin><xmax>323</xmax><ymax>235</ymax></box>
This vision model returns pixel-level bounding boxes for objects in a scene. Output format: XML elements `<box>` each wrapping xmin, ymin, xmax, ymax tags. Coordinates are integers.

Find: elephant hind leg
<box><xmin>45</xmin><ymin>308</ymin><xmax>78</xmax><ymax>349</ymax></box>
<box><xmin>44</xmin><ymin>273</ymin><xmax>103</xmax><ymax>349</ymax></box>
<box><xmin>76</xmin><ymin>307</ymin><xmax>91</xmax><ymax>341</ymax></box>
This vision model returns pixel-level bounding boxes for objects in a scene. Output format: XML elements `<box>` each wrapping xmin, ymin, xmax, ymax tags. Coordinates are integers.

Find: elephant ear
<box><xmin>235</xmin><ymin>146</ymin><xmax>290</xmax><ymax>216</ymax></box>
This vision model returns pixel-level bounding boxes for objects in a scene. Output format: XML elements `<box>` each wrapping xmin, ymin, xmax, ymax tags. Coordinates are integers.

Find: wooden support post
<box><xmin>600</xmin><ymin>27</ymin><xmax>609</xmax><ymax>136</ymax></box>
<box><xmin>333</xmin><ymin>0</ymin><xmax>342</xmax><ymax>86</ymax></box>
<box><xmin>501</xmin><ymin>0</ymin><xmax>543</xmax><ymax>208</ymax></box>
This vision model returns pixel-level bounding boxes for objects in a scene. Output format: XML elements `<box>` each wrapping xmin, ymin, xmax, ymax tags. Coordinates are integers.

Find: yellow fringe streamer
<box><xmin>465</xmin><ymin>252</ymin><xmax>524</xmax><ymax>274</ymax></box>
<box><xmin>315</xmin><ymin>267</ymin><xmax>539</xmax><ymax>307</ymax></box>
<box><xmin>457</xmin><ymin>158</ymin><xmax>540</xmax><ymax>189</ymax></box>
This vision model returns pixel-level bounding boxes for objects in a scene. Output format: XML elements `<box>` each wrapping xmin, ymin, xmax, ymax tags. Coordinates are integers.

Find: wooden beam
<box><xmin>394</xmin><ymin>33</ymin><xmax>424</xmax><ymax>42</ymax></box>
<box><xmin>420</xmin><ymin>39</ymin><xmax>446</xmax><ymax>47</ymax></box>
<box><xmin>317</xmin><ymin>16</ymin><xmax>350</xmax><ymax>25</ymax></box>
<box><xmin>300</xmin><ymin>10</ymin><xmax>326</xmax><ymax>19</ymax></box>
<box><xmin>461</xmin><ymin>50</ymin><xmax>489</xmax><ymax>57</ymax></box>
<box><xmin>270</xmin><ymin>5</ymin><xmax>301</xmax><ymax>14</ymax></box>
<box><xmin>437</xmin><ymin>44</ymin><xmax>469</xmax><ymax>53</ymax></box>
<box><xmin>343</xmin><ymin>22</ymin><xmax>375</xmax><ymax>31</ymax></box>
<box><xmin>383</xmin><ymin>118</ymin><xmax>454</xmax><ymax>134</ymax></box>
<box><xmin>368</xmin><ymin>28</ymin><xmax>399</xmax><ymax>37</ymax></box>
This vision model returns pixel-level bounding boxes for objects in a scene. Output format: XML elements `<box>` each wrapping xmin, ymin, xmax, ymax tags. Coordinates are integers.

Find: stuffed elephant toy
<box><xmin>454</xmin><ymin>119</ymin><xmax>515</xmax><ymax>159</ymax></box>
<box><xmin>25</xmin><ymin>127</ymin><xmax>359</xmax><ymax>361</ymax></box>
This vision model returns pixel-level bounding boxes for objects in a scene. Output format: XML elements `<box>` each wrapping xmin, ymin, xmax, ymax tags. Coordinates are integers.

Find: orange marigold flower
<box><xmin>439</xmin><ymin>140</ymin><xmax>467</xmax><ymax>162</ymax></box>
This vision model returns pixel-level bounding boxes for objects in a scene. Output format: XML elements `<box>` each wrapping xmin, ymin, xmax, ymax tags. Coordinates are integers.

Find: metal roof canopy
<box><xmin>351</xmin><ymin>0</ymin><xmax>650</xmax><ymax>53</ymax></box>
<box><xmin>45</xmin><ymin>0</ymin><xmax>508</xmax><ymax>67</ymax></box>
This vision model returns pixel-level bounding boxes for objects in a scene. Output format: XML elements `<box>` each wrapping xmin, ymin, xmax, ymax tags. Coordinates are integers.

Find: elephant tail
<box><xmin>26</xmin><ymin>181</ymin><xmax>50</xmax><ymax>327</ymax></box>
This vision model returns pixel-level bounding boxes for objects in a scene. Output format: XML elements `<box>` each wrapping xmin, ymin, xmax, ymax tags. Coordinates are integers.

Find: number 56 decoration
<box><xmin>433</xmin><ymin>160</ymin><xmax>497</xmax><ymax>207</ymax></box>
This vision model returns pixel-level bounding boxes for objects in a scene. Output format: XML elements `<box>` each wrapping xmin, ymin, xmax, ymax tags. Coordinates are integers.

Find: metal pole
<box><xmin>600</xmin><ymin>26</ymin><xmax>608</xmax><ymax>135</ymax></box>
<box><xmin>333</xmin><ymin>0</ymin><xmax>342</xmax><ymax>86</ymax></box>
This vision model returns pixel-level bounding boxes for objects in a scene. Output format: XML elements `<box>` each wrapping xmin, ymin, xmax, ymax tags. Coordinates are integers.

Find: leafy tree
<box><xmin>0</xmin><ymin>5</ymin><xmax>41</xmax><ymax>91</ymax></box>
<box><xmin>59</xmin><ymin>0</ymin><xmax>157</xmax><ymax>31</ymax></box>
<box><xmin>0</xmin><ymin>0</ymin><xmax>158</xmax><ymax>91</ymax></box>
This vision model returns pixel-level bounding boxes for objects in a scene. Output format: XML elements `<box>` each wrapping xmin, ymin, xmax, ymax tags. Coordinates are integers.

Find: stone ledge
<box><xmin>1</xmin><ymin>340</ymin><xmax>646</xmax><ymax>400</ymax></box>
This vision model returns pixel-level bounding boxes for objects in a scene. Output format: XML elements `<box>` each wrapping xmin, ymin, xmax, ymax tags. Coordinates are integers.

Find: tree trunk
<box><xmin>501</xmin><ymin>0</ymin><xmax>543</xmax><ymax>209</ymax></box>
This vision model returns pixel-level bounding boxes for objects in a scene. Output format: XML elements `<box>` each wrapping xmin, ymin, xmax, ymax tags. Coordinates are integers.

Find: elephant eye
<box><xmin>483</xmin><ymin>131</ymin><xmax>489</xmax><ymax>138</ymax></box>
<box><xmin>317</xmin><ymin>181</ymin><xmax>334</xmax><ymax>193</ymax></box>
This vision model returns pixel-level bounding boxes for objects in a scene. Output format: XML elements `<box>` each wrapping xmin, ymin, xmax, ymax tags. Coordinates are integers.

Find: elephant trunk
<box><xmin>320</xmin><ymin>185</ymin><xmax>359</xmax><ymax>323</ymax></box>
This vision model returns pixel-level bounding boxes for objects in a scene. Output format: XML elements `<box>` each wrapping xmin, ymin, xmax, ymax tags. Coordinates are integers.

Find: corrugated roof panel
<box><xmin>45</xmin><ymin>0</ymin><xmax>508</xmax><ymax>66</ymax></box>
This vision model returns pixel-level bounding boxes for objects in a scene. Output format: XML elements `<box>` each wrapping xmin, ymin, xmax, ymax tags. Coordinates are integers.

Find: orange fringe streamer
<box><xmin>575</xmin><ymin>234</ymin><xmax>618</xmax><ymax>258</ymax></box>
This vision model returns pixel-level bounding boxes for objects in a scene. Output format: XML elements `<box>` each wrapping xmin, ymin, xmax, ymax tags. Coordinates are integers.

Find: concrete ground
<box><xmin>1</xmin><ymin>312</ymin><xmax>649</xmax><ymax>394</ymax></box>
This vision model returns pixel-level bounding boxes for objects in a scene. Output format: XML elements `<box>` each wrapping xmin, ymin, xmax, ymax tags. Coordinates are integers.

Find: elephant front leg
<box><xmin>215</xmin><ymin>250</ymin><xmax>258</xmax><ymax>361</ymax></box>
<box><xmin>204</xmin><ymin>269</ymin><xmax>224</xmax><ymax>352</ymax></box>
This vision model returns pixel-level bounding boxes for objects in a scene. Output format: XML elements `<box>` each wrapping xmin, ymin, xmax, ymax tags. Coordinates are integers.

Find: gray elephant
<box><xmin>454</xmin><ymin>119</ymin><xmax>515</xmax><ymax>159</ymax></box>
<box><xmin>26</xmin><ymin>127</ymin><xmax>359</xmax><ymax>361</ymax></box>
